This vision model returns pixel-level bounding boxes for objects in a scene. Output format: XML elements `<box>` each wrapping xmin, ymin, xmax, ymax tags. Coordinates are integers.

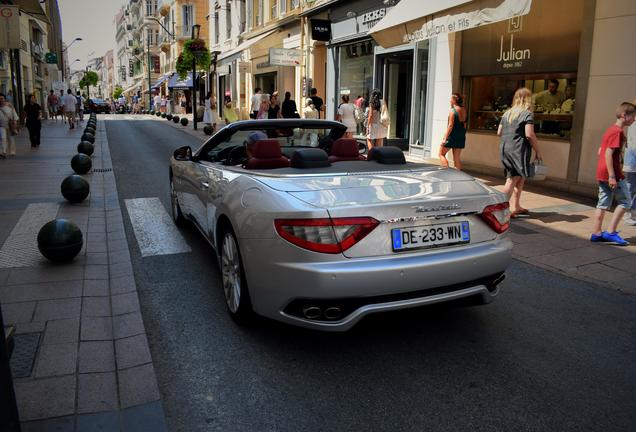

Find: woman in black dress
<box><xmin>497</xmin><ymin>87</ymin><xmax>542</xmax><ymax>217</ymax></box>
<box><xmin>24</xmin><ymin>94</ymin><xmax>42</xmax><ymax>148</ymax></box>
<box><xmin>281</xmin><ymin>91</ymin><xmax>299</xmax><ymax>118</ymax></box>
<box><xmin>267</xmin><ymin>91</ymin><xmax>282</xmax><ymax>119</ymax></box>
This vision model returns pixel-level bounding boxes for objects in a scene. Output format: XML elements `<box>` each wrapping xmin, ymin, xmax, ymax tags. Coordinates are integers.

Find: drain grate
<box><xmin>10</xmin><ymin>333</ymin><xmax>40</xmax><ymax>378</ymax></box>
<box><xmin>93</xmin><ymin>168</ymin><xmax>113</xmax><ymax>173</ymax></box>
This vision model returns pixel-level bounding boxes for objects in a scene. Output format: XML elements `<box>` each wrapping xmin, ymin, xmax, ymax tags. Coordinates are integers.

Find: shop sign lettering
<box><xmin>361</xmin><ymin>9</ymin><xmax>386</xmax><ymax>26</ymax></box>
<box><xmin>496</xmin><ymin>34</ymin><xmax>530</xmax><ymax>69</ymax></box>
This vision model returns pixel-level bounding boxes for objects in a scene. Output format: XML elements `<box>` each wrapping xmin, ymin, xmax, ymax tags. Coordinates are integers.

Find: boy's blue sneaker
<box><xmin>590</xmin><ymin>232</ymin><xmax>607</xmax><ymax>242</ymax></box>
<box><xmin>601</xmin><ymin>231</ymin><xmax>630</xmax><ymax>246</ymax></box>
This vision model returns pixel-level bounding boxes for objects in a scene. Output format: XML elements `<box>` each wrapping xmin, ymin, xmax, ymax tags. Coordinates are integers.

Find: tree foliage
<box><xmin>176</xmin><ymin>38</ymin><xmax>210</xmax><ymax>80</ymax></box>
<box><xmin>113</xmin><ymin>85</ymin><xmax>123</xmax><ymax>100</ymax></box>
<box><xmin>79</xmin><ymin>71</ymin><xmax>99</xmax><ymax>89</ymax></box>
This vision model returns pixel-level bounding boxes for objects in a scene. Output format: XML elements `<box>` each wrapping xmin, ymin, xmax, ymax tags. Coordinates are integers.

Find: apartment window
<box><xmin>145</xmin><ymin>0</ymin><xmax>157</xmax><ymax>16</ymax></box>
<box><xmin>182</xmin><ymin>4</ymin><xmax>193</xmax><ymax>36</ymax></box>
<box><xmin>242</xmin><ymin>0</ymin><xmax>248</xmax><ymax>32</ymax></box>
<box><xmin>214</xmin><ymin>12</ymin><xmax>219</xmax><ymax>44</ymax></box>
<box><xmin>271</xmin><ymin>1</ymin><xmax>278</xmax><ymax>19</ymax></box>
<box><xmin>280</xmin><ymin>0</ymin><xmax>287</xmax><ymax>15</ymax></box>
<box><xmin>291</xmin><ymin>0</ymin><xmax>299</xmax><ymax>8</ymax></box>
<box><xmin>226</xmin><ymin>3</ymin><xmax>232</xmax><ymax>39</ymax></box>
<box><xmin>254</xmin><ymin>0</ymin><xmax>263</xmax><ymax>26</ymax></box>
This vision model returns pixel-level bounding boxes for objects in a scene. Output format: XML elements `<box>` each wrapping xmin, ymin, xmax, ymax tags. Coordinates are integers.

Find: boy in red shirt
<box><xmin>590</xmin><ymin>102</ymin><xmax>636</xmax><ymax>245</ymax></box>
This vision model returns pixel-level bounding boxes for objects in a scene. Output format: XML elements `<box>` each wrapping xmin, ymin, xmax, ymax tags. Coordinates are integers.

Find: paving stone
<box><xmin>43</xmin><ymin>318</ymin><xmax>80</xmax><ymax>345</ymax></box>
<box><xmin>35</xmin><ymin>342</ymin><xmax>78</xmax><ymax>377</ymax></box>
<box><xmin>83</xmin><ymin>279</ymin><xmax>110</xmax><ymax>297</ymax></box>
<box><xmin>118</xmin><ymin>364</ymin><xmax>161</xmax><ymax>409</ymax></box>
<box><xmin>21</xmin><ymin>416</ymin><xmax>75</xmax><ymax>432</ymax></box>
<box><xmin>78</xmin><ymin>372</ymin><xmax>118</xmax><ymax>414</ymax></box>
<box><xmin>79</xmin><ymin>341</ymin><xmax>116</xmax><ymax>373</ymax></box>
<box><xmin>109</xmin><ymin>261</ymin><xmax>133</xmax><ymax>278</ymax></box>
<box><xmin>7</xmin><ymin>265</ymin><xmax>84</xmax><ymax>285</ymax></box>
<box><xmin>107</xmin><ymin>230</ymin><xmax>127</xmax><ymax>242</ymax></box>
<box><xmin>86</xmin><ymin>240</ymin><xmax>108</xmax><ymax>253</ymax></box>
<box><xmin>113</xmin><ymin>312</ymin><xmax>145</xmax><ymax>339</ymax></box>
<box><xmin>602</xmin><ymin>255</ymin><xmax>636</xmax><ymax>275</ymax></box>
<box><xmin>84</xmin><ymin>264</ymin><xmax>109</xmax><ymax>280</ymax></box>
<box><xmin>110</xmin><ymin>275</ymin><xmax>136</xmax><ymax>295</ymax></box>
<box><xmin>576</xmin><ymin>262</ymin><xmax>633</xmax><ymax>283</ymax></box>
<box><xmin>82</xmin><ymin>296</ymin><xmax>111</xmax><ymax>317</ymax></box>
<box><xmin>108</xmin><ymin>249</ymin><xmax>131</xmax><ymax>265</ymax></box>
<box><xmin>15</xmin><ymin>321</ymin><xmax>46</xmax><ymax>334</ymax></box>
<box><xmin>111</xmin><ymin>291</ymin><xmax>140</xmax><ymax>316</ymax></box>
<box><xmin>33</xmin><ymin>298</ymin><xmax>81</xmax><ymax>322</ymax></box>
<box><xmin>80</xmin><ymin>316</ymin><xmax>113</xmax><ymax>341</ymax></box>
<box><xmin>86</xmin><ymin>252</ymin><xmax>108</xmax><ymax>265</ymax></box>
<box><xmin>107</xmin><ymin>238</ymin><xmax>128</xmax><ymax>253</ymax></box>
<box><xmin>0</xmin><ymin>280</ymin><xmax>82</xmax><ymax>303</ymax></box>
<box><xmin>530</xmin><ymin>245</ymin><xmax>631</xmax><ymax>270</ymax></box>
<box><xmin>14</xmin><ymin>375</ymin><xmax>76</xmax><ymax>421</ymax></box>
<box><xmin>0</xmin><ymin>301</ymin><xmax>35</xmax><ymax>324</ymax></box>
<box><xmin>76</xmin><ymin>411</ymin><xmax>119</xmax><ymax>432</ymax></box>
<box><xmin>512</xmin><ymin>241</ymin><xmax>565</xmax><ymax>258</ymax></box>
<box><xmin>115</xmin><ymin>334</ymin><xmax>152</xmax><ymax>370</ymax></box>
<box><xmin>121</xmin><ymin>401</ymin><xmax>168</xmax><ymax>432</ymax></box>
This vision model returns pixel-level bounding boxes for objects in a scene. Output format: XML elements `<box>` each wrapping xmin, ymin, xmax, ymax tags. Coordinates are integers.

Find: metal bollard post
<box><xmin>0</xmin><ymin>305</ymin><xmax>21</xmax><ymax>431</ymax></box>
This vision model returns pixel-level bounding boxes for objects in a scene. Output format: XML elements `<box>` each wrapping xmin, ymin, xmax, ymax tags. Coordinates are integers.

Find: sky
<box><xmin>58</xmin><ymin>0</ymin><xmax>127</xmax><ymax>71</ymax></box>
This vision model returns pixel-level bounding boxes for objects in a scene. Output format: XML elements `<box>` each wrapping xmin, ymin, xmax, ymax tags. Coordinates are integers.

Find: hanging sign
<box><xmin>311</xmin><ymin>19</ymin><xmax>331</xmax><ymax>42</ymax></box>
<box><xmin>269</xmin><ymin>48</ymin><xmax>301</xmax><ymax>67</ymax></box>
<box><xmin>0</xmin><ymin>6</ymin><xmax>20</xmax><ymax>49</ymax></box>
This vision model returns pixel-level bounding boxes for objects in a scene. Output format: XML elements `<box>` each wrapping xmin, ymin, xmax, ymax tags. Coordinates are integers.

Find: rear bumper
<box><xmin>242</xmin><ymin>237</ymin><xmax>512</xmax><ymax>331</ymax></box>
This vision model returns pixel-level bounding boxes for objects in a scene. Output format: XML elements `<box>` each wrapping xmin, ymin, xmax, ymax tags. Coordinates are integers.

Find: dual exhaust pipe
<box><xmin>302</xmin><ymin>305</ymin><xmax>342</xmax><ymax>321</ymax></box>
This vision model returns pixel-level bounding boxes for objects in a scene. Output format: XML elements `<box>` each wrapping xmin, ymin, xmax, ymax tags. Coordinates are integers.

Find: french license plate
<box><xmin>391</xmin><ymin>221</ymin><xmax>470</xmax><ymax>251</ymax></box>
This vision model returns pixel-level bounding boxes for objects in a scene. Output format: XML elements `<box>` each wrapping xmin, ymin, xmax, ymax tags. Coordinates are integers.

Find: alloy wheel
<box><xmin>221</xmin><ymin>233</ymin><xmax>241</xmax><ymax>313</ymax></box>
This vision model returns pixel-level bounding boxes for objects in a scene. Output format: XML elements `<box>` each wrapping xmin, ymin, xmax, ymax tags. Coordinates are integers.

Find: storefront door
<box><xmin>377</xmin><ymin>51</ymin><xmax>413</xmax><ymax>149</ymax></box>
<box><xmin>255</xmin><ymin>72</ymin><xmax>277</xmax><ymax>95</ymax></box>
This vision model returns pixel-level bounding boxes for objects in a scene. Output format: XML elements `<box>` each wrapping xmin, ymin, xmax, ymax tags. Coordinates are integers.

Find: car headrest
<box><xmin>367</xmin><ymin>146</ymin><xmax>406</xmax><ymax>164</ymax></box>
<box><xmin>251</xmin><ymin>139</ymin><xmax>282</xmax><ymax>159</ymax></box>
<box><xmin>330</xmin><ymin>138</ymin><xmax>360</xmax><ymax>158</ymax></box>
<box><xmin>290</xmin><ymin>148</ymin><xmax>331</xmax><ymax>168</ymax></box>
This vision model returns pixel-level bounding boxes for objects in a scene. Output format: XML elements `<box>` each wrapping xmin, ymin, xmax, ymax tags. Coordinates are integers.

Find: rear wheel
<box><xmin>220</xmin><ymin>229</ymin><xmax>253</xmax><ymax>323</ymax></box>
<box><xmin>170</xmin><ymin>177</ymin><xmax>185</xmax><ymax>226</ymax></box>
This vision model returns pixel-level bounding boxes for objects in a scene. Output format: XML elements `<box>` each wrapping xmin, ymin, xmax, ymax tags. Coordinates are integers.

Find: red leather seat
<box><xmin>244</xmin><ymin>139</ymin><xmax>290</xmax><ymax>169</ymax></box>
<box><xmin>328</xmin><ymin>138</ymin><xmax>365</xmax><ymax>162</ymax></box>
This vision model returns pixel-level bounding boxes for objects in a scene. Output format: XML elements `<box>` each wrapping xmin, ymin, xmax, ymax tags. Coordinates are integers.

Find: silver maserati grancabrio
<box><xmin>169</xmin><ymin>119</ymin><xmax>512</xmax><ymax>331</ymax></box>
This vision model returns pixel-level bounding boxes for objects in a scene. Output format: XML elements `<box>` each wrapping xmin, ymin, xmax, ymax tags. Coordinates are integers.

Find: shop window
<box><xmin>338</xmin><ymin>41</ymin><xmax>375</xmax><ymax>137</ymax></box>
<box><xmin>466</xmin><ymin>74</ymin><xmax>577</xmax><ymax>140</ymax></box>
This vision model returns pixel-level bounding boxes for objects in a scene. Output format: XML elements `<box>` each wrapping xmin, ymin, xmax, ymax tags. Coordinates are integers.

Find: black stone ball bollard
<box><xmin>61</xmin><ymin>175</ymin><xmax>90</xmax><ymax>203</ymax></box>
<box><xmin>166</xmin><ymin>114</ymin><xmax>173</xmax><ymax>120</ymax></box>
<box><xmin>84</xmin><ymin>127</ymin><xmax>96</xmax><ymax>135</ymax></box>
<box><xmin>180</xmin><ymin>117</ymin><xmax>189</xmax><ymax>126</ymax></box>
<box><xmin>86</xmin><ymin>123</ymin><xmax>96</xmax><ymax>130</ymax></box>
<box><xmin>203</xmin><ymin>125</ymin><xmax>213</xmax><ymax>135</ymax></box>
<box><xmin>156</xmin><ymin>112</ymin><xmax>162</xmax><ymax>117</ymax></box>
<box><xmin>77</xmin><ymin>141</ymin><xmax>94</xmax><ymax>156</ymax></box>
<box><xmin>71</xmin><ymin>153</ymin><xmax>92</xmax><ymax>174</ymax></box>
<box><xmin>150</xmin><ymin>110</ymin><xmax>155</xmax><ymax>115</ymax></box>
<box><xmin>172</xmin><ymin>116</ymin><xmax>180</xmax><ymax>123</ymax></box>
<box><xmin>37</xmin><ymin>219</ymin><xmax>84</xmax><ymax>262</ymax></box>
<box><xmin>161</xmin><ymin>113</ymin><xmax>167</xmax><ymax>118</ymax></box>
<box><xmin>81</xmin><ymin>133</ymin><xmax>95</xmax><ymax>144</ymax></box>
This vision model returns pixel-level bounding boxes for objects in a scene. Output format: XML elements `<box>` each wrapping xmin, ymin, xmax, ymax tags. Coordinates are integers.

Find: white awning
<box><xmin>122</xmin><ymin>83</ymin><xmax>140</xmax><ymax>94</ymax></box>
<box><xmin>218</xmin><ymin>29</ymin><xmax>278</xmax><ymax>62</ymax></box>
<box><xmin>369</xmin><ymin>0</ymin><xmax>532</xmax><ymax>48</ymax></box>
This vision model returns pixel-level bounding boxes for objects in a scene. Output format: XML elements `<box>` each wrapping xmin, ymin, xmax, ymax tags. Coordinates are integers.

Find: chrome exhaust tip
<box><xmin>323</xmin><ymin>307</ymin><xmax>342</xmax><ymax>321</ymax></box>
<box><xmin>302</xmin><ymin>306</ymin><xmax>322</xmax><ymax>320</ymax></box>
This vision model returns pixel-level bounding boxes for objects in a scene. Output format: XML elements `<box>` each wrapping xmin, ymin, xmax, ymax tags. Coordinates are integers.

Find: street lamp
<box><xmin>61</xmin><ymin>37</ymin><xmax>82</xmax><ymax>82</ymax></box>
<box><xmin>192</xmin><ymin>24</ymin><xmax>200</xmax><ymax>130</ymax></box>
<box><xmin>62</xmin><ymin>37</ymin><xmax>82</xmax><ymax>52</ymax></box>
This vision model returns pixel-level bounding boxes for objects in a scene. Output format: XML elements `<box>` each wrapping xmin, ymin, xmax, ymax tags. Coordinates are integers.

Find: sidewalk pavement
<box><xmin>0</xmin><ymin>118</ymin><xmax>167</xmax><ymax>430</ymax></box>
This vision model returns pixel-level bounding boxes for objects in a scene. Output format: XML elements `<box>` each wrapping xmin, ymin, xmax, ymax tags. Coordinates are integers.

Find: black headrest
<box><xmin>367</xmin><ymin>146</ymin><xmax>406</xmax><ymax>164</ymax></box>
<box><xmin>290</xmin><ymin>148</ymin><xmax>331</xmax><ymax>168</ymax></box>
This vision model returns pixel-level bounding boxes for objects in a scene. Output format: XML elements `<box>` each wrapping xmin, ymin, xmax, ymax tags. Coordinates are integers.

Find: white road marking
<box><xmin>124</xmin><ymin>197</ymin><xmax>191</xmax><ymax>257</ymax></box>
<box><xmin>0</xmin><ymin>203</ymin><xmax>60</xmax><ymax>268</ymax></box>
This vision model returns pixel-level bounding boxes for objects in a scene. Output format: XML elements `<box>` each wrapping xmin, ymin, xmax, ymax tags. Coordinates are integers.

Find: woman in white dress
<box><xmin>203</xmin><ymin>92</ymin><xmax>213</xmax><ymax>125</ymax></box>
<box><xmin>301</xmin><ymin>98</ymin><xmax>319</xmax><ymax>147</ymax></box>
<box><xmin>337</xmin><ymin>95</ymin><xmax>357</xmax><ymax>138</ymax></box>
<box><xmin>366</xmin><ymin>89</ymin><xmax>388</xmax><ymax>150</ymax></box>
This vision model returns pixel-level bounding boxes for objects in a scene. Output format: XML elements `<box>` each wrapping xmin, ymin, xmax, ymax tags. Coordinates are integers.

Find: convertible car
<box><xmin>169</xmin><ymin>119</ymin><xmax>512</xmax><ymax>331</ymax></box>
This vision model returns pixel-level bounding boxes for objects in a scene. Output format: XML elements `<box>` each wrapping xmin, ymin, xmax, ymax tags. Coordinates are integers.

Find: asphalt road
<box><xmin>106</xmin><ymin>116</ymin><xmax>636</xmax><ymax>432</ymax></box>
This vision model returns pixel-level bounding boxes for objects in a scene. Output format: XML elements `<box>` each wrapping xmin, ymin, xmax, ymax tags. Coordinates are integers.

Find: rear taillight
<box><xmin>274</xmin><ymin>217</ymin><xmax>379</xmax><ymax>254</ymax></box>
<box><xmin>480</xmin><ymin>202</ymin><xmax>510</xmax><ymax>234</ymax></box>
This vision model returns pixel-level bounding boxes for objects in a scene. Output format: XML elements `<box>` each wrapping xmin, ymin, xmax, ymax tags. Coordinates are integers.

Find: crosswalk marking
<box><xmin>0</xmin><ymin>203</ymin><xmax>60</xmax><ymax>268</ymax></box>
<box><xmin>124</xmin><ymin>197</ymin><xmax>191</xmax><ymax>257</ymax></box>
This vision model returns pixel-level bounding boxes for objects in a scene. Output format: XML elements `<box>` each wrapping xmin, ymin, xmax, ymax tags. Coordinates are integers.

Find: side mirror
<box><xmin>173</xmin><ymin>146</ymin><xmax>192</xmax><ymax>161</ymax></box>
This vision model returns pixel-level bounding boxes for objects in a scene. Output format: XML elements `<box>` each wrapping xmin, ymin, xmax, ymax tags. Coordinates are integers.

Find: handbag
<box><xmin>529</xmin><ymin>159</ymin><xmax>549</xmax><ymax>181</ymax></box>
<box><xmin>354</xmin><ymin>106</ymin><xmax>365</xmax><ymax>124</ymax></box>
<box><xmin>380</xmin><ymin>102</ymin><xmax>390</xmax><ymax>127</ymax></box>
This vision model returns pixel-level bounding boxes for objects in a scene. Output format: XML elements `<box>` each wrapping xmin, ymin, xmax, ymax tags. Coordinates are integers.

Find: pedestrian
<box><xmin>309</xmin><ymin>88</ymin><xmax>324</xmax><ymax>118</ymax></box>
<box><xmin>23</xmin><ymin>94</ymin><xmax>42</xmax><ymax>148</ymax></box>
<box><xmin>301</xmin><ymin>97</ymin><xmax>319</xmax><ymax>146</ymax></box>
<box><xmin>59</xmin><ymin>89</ymin><xmax>66</xmax><ymax>123</ymax></box>
<box><xmin>153</xmin><ymin>92</ymin><xmax>161</xmax><ymax>112</ymax></box>
<box><xmin>268</xmin><ymin>91</ymin><xmax>282</xmax><ymax>119</ymax></box>
<box><xmin>337</xmin><ymin>95</ymin><xmax>356</xmax><ymax>139</ymax></box>
<box><xmin>223</xmin><ymin>98</ymin><xmax>238</xmax><ymax>124</ymax></box>
<box><xmin>251</xmin><ymin>87</ymin><xmax>262</xmax><ymax>119</ymax></box>
<box><xmin>366</xmin><ymin>88</ymin><xmax>388</xmax><ymax>150</ymax></box>
<box><xmin>203</xmin><ymin>91</ymin><xmax>214</xmax><ymax>125</ymax></box>
<box><xmin>590</xmin><ymin>101</ymin><xmax>636</xmax><ymax>246</ymax></box>
<box><xmin>180</xmin><ymin>94</ymin><xmax>187</xmax><ymax>115</ymax></box>
<box><xmin>47</xmin><ymin>89</ymin><xmax>58</xmax><ymax>121</ymax></box>
<box><xmin>6</xmin><ymin>90</ymin><xmax>14</xmax><ymax>106</ymax></box>
<box><xmin>76</xmin><ymin>91</ymin><xmax>85</xmax><ymax>122</ymax></box>
<box><xmin>439</xmin><ymin>92</ymin><xmax>467</xmax><ymax>170</ymax></box>
<box><xmin>623</xmin><ymin>98</ymin><xmax>636</xmax><ymax>226</ymax></box>
<box><xmin>281</xmin><ymin>91</ymin><xmax>299</xmax><ymax>118</ymax></box>
<box><xmin>62</xmin><ymin>89</ymin><xmax>77</xmax><ymax>129</ymax></box>
<box><xmin>257</xmin><ymin>94</ymin><xmax>269</xmax><ymax>120</ymax></box>
<box><xmin>160</xmin><ymin>95</ymin><xmax>167</xmax><ymax>113</ymax></box>
<box><xmin>497</xmin><ymin>87</ymin><xmax>542</xmax><ymax>217</ymax></box>
<box><xmin>0</xmin><ymin>92</ymin><xmax>19</xmax><ymax>159</ymax></box>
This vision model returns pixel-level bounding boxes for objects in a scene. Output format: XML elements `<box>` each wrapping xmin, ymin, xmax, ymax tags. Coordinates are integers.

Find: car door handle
<box><xmin>200</xmin><ymin>181</ymin><xmax>209</xmax><ymax>189</ymax></box>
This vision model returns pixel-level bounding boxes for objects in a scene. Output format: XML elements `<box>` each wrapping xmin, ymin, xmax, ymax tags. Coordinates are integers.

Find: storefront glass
<box><xmin>338</xmin><ymin>40</ymin><xmax>374</xmax><ymax>107</ymax></box>
<box><xmin>413</xmin><ymin>40</ymin><xmax>430</xmax><ymax>154</ymax></box>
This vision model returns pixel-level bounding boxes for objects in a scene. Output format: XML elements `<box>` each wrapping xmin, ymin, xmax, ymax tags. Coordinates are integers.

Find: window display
<box><xmin>467</xmin><ymin>74</ymin><xmax>576</xmax><ymax>140</ymax></box>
